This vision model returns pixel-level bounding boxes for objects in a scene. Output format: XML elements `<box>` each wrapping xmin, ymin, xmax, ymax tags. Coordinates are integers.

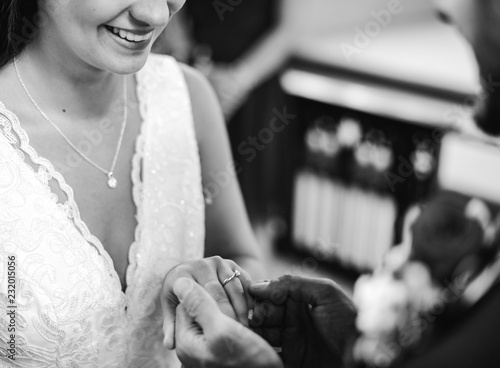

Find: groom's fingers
<box><xmin>250</xmin><ymin>302</ymin><xmax>285</xmax><ymax>328</ymax></box>
<box><xmin>251</xmin><ymin>327</ymin><xmax>283</xmax><ymax>347</ymax></box>
<box><xmin>282</xmin><ymin>300</ymin><xmax>308</xmax><ymax>368</ymax></box>
<box><xmin>250</xmin><ymin>275</ymin><xmax>352</xmax><ymax>308</ymax></box>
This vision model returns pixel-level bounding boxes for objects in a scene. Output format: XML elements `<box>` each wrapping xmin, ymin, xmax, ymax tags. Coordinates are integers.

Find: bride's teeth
<box><xmin>109</xmin><ymin>27</ymin><xmax>152</xmax><ymax>42</ymax></box>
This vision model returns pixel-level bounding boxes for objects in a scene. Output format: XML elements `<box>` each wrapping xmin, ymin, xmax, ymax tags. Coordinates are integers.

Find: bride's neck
<box><xmin>18</xmin><ymin>43</ymin><xmax>125</xmax><ymax>122</ymax></box>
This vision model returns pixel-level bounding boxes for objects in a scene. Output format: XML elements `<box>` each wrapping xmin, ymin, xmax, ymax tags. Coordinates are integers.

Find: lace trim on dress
<box><xmin>0</xmin><ymin>100</ymin><xmax>133</xmax><ymax>303</ymax></box>
<box><xmin>0</xmin><ymin>105</ymin><xmax>128</xmax><ymax>367</ymax></box>
<box><xmin>126</xmin><ymin>70</ymin><xmax>148</xmax><ymax>298</ymax></box>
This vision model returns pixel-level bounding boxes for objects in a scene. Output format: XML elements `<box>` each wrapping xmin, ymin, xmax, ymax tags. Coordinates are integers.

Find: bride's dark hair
<box><xmin>0</xmin><ymin>0</ymin><xmax>39</xmax><ymax>68</ymax></box>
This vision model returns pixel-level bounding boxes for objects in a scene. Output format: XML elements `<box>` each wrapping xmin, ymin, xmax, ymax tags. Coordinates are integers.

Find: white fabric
<box><xmin>0</xmin><ymin>54</ymin><xmax>205</xmax><ymax>367</ymax></box>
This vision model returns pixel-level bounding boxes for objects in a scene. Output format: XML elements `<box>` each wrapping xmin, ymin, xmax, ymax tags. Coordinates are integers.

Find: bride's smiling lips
<box><xmin>103</xmin><ymin>25</ymin><xmax>155</xmax><ymax>51</ymax></box>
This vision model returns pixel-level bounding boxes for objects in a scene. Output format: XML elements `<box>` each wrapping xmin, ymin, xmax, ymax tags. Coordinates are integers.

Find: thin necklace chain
<box><xmin>13</xmin><ymin>58</ymin><xmax>128</xmax><ymax>188</ymax></box>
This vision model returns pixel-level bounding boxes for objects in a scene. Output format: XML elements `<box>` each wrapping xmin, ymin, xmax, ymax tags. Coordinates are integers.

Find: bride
<box><xmin>0</xmin><ymin>0</ymin><xmax>264</xmax><ymax>367</ymax></box>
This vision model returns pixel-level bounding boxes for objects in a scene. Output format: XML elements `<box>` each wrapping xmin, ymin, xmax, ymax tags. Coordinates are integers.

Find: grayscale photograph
<box><xmin>1</xmin><ymin>0</ymin><xmax>499</xmax><ymax>367</ymax></box>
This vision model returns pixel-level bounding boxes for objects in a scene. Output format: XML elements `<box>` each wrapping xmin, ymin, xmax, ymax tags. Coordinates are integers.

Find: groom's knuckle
<box><xmin>270</xmin><ymin>288</ymin><xmax>286</xmax><ymax>304</ymax></box>
<box><xmin>277</xmin><ymin>274</ymin><xmax>294</xmax><ymax>288</ymax></box>
<box><xmin>279</xmin><ymin>274</ymin><xmax>293</xmax><ymax>282</ymax></box>
<box><xmin>279</xmin><ymin>274</ymin><xmax>303</xmax><ymax>291</ymax></box>
<box><xmin>261</xmin><ymin>301</ymin><xmax>276</xmax><ymax>317</ymax></box>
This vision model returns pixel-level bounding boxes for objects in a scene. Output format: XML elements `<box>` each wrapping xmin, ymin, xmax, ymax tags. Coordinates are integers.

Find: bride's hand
<box><xmin>161</xmin><ymin>256</ymin><xmax>253</xmax><ymax>349</ymax></box>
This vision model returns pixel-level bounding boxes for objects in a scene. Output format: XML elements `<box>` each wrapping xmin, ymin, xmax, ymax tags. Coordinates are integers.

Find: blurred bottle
<box><xmin>292</xmin><ymin>116</ymin><xmax>400</xmax><ymax>271</ymax></box>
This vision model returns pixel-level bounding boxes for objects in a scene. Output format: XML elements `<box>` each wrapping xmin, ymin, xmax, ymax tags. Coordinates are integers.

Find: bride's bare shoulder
<box><xmin>179</xmin><ymin>63</ymin><xmax>225</xmax><ymax>147</ymax></box>
<box><xmin>0</xmin><ymin>63</ymin><xmax>24</xmax><ymax>109</ymax></box>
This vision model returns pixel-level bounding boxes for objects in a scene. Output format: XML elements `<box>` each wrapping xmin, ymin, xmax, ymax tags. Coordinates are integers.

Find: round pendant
<box><xmin>107</xmin><ymin>173</ymin><xmax>118</xmax><ymax>189</ymax></box>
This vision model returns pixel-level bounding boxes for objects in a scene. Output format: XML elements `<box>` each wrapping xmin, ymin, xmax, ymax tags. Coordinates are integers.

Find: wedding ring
<box><xmin>222</xmin><ymin>270</ymin><xmax>241</xmax><ymax>286</ymax></box>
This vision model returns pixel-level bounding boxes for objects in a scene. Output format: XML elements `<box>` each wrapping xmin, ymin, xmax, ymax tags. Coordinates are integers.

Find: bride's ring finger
<box><xmin>218</xmin><ymin>264</ymin><xmax>250</xmax><ymax>326</ymax></box>
<box><xmin>222</xmin><ymin>269</ymin><xmax>241</xmax><ymax>286</ymax></box>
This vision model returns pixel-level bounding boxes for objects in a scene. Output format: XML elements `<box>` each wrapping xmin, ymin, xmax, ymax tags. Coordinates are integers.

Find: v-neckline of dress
<box><xmin>0</xmin><ymin>71</ymin><xmax>148</xmax><ymax>301</ymax></box>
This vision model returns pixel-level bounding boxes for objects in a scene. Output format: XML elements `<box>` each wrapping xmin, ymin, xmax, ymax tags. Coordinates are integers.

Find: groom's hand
<box><xmin>173</xmin><ymin>277</ymin><xmax>283</xmax><ymax>368</ymax></box>
<box><xmin>249</xmin><ymin>275</ymin><xmax>357</xmax><ymax>368</ymax></box>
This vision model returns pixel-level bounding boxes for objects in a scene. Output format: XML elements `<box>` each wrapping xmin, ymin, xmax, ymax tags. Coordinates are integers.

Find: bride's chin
<box><xmin>104</xmin><ymin>55</ymin><xmax>150</xmax><ymax>75</ymax></box>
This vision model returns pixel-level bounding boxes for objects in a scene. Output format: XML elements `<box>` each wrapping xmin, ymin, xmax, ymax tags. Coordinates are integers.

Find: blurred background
<box><xmin>155</xmin><ymin>0</ymin><xmax>496</xmax><ymax>292</ymax></box>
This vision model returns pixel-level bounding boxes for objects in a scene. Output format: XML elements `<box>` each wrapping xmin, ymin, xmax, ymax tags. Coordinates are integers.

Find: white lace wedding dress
<box><xmin>0</xmin><ymin>55</ymin><xmax>205</xmax><ymax>367</ymax></box>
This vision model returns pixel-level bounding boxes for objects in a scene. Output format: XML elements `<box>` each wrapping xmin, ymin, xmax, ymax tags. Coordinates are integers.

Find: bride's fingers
<box><xmin>229</xmin><ymin>263</ymin><xmax>256</xmax><ymax>313</ymax></box>
<box><xmin>204</xmin><ymin>280</ymin><xmax>238</xmax><ymax>321</ymax></box>
<box><xmin>221</xmin><ymin>275</ymin><xmax>248</xmax><ymax>326</ymax></box>
<box><xmin>161</xmin><ymin>257</ymin><xmax>252</xmax><ymax>350</ymax></box>
<box><xmin>185</xmin><ymin>259</ymin><xmax>253</xmax><ymax>328</ymax></box>
<box><xmin>219</xmin><ymin>261</ymin><xmax>254</xmax><ymax>326</ymax></box>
